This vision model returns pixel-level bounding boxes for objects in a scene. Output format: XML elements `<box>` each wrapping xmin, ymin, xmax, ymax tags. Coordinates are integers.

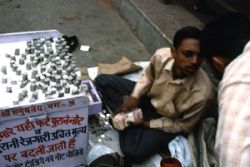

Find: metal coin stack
<box><xmin>1</xmin><ymin>35</ymin><xmax>89</xmax><ymax>105</ymax></box>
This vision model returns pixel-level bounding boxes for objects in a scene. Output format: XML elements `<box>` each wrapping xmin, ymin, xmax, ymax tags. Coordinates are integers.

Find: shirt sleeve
<box><xmin>131</xmin><ymin>53</ymin><xmax>157</xmax><ymax>98</ymax></box>
<box><xmin>149</xmin><ymin>96</ymin><xmax>212</xmax><ymax>133</ymax></box>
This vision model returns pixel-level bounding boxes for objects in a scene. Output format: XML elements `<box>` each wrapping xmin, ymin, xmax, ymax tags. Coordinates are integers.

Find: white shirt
<box><xmin>215</xmin><ymin>41</ymin><xmax>250</xmax><ymax>167</ymax></box>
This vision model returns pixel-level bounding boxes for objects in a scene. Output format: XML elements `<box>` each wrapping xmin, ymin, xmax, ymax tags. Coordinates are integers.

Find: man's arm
<box><xmin>114</xmin><ymin>96</ymin><xmax>140</xmax><ymax>114</ymax></box>
<box><xmin>150</xmin><ymin>99</ymin><xmax>211</xmax><ymax>133</ymax></box>
<box><xmin>131</xmin><ymin>54</ymin><xmax>157</xmax><ymax>98</ymax></box>
<box><xmin>115</xmin><ymin>53</ymin><xmax>159</xmax><ymax>114</ymax></box>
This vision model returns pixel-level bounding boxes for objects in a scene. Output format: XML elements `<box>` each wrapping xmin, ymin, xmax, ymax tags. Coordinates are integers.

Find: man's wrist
<box><xmin>143</xmin><ymin>121</ymin><xmax>150</xmax><ymax>127</ymax></box>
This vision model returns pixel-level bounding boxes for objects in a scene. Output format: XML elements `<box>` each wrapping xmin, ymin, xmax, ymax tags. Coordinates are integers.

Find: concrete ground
<box><xmin>0</xmin><ymin>0</ymin><xmax>150</xmax><ymax>68</ymax></box>
<box><xmin>0</xmin><ymin>0</ymin><xmax>215</xmax><ymax>66</ymax></box>
<box><xmin>112</xmin><ymin>0</ymin><xmax>216</xmax><ymax>54</ymax></box>
<box><xmin>0</xmin><ymin>0</ymin><xmax>216</xmax><ymax>166</ymax></box>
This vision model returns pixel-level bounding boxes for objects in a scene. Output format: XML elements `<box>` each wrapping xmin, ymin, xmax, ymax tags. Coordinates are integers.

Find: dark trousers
<box><xmin>94</xmin><ymin>74</ymin><xmax>178</xmax><ymax>163</ymax></box>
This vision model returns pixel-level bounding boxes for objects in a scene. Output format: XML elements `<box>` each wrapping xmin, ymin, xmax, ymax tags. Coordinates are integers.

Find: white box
<box><xmin>0</xmin><ymin>30</ymin><xmax>102</xmax><ymax>116</ymax></box>
<box><xmin>82</xmin><ymin>80</ymin><xmax>102</xmax><ymax>115</ymax></box>
<box><xmin>0</xmin><ymin>30</ymin><xmax>99</xmax><ymax>167</ymax></box>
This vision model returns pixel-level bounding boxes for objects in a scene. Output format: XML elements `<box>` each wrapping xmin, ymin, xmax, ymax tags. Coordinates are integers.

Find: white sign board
<box><xmin>0</xmin><ymin>95</ymin><xmax>89</xmax><ymax>167</ymax></box>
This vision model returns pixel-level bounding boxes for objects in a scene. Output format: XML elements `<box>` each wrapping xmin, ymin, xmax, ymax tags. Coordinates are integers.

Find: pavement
<box><xmin>0</xmin><ymin>0</ymin><xmax>151</xmax><ymax>68</ymax></box>
<box><xmin>112</xmin><ymin>0</ymin><xmax>250</xmax><ymax>55</ymax></box>
<box><xmin>113</xmin><ymin>0</ymin><xmax>203</xmax><ymax>54</ymax></box>
<box><xmin>0</xmin><ymin>0</ymin><xmax>215</xmax><ymax>67</ymax></box>
<box><xmin>0</xmin><ymin>0</ymin><xmax>218</xmax><ymax>166</ymax></box>
<box><xmin>0</xmin><ymin>0</ymin><xmax>216</xmax><ymax>66</ymax></box>
<box><xmin>114</xmin><ymin>0</ymin><xmax>221</xmax><ymax>86</ymax></box>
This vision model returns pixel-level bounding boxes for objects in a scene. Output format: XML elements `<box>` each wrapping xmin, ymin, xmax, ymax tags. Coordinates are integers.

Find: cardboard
<box><xmin>97</xmin><ymin>57</ymin><xmax>142</xmax><ymax>75</ymax></box>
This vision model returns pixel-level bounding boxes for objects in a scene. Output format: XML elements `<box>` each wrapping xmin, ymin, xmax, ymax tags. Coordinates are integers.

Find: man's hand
<box><xmin>114</xmin><ymin>96</ymin><xmax>139</xmax><ymax>115</ymax></box>
<box><xmin>128</xmin><ymin>119</ymin><xmax>149</xmax><ymax>128</ymax></box>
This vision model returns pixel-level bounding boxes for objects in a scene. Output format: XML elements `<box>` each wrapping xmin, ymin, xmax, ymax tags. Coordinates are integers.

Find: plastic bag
<box><xmin>87</xmin><ymin>144</ymin><xmax>115</xmax><ymax>165</ymax></box>
<box><xmin>168</xmin><ymin>135</ymin><xmax>193</xmax><ymax>167</ymax></box>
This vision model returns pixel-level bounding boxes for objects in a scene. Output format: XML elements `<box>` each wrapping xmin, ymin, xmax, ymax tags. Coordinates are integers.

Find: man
<box><xmin>199</xmin><ymin>13</ymin><xmax>250</xmax><ymax>167</ymax></box>
<box><xmin>95</xmin><ymin>26</ymin><xmax>214</xmax><ymax>163</ymax></box>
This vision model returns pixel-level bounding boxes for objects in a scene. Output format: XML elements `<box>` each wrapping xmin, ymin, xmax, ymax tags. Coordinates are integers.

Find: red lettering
<box><xmin>3</xmin><ymin>153</ymin><xmax>17</xmax><ymax>162</ymax></box>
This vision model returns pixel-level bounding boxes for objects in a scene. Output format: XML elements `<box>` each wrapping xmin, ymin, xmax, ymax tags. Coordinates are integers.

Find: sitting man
<box><xmin>94</xmin><ymin>26</ymin><xmax>214</xmax><ymax>163</ymax></box>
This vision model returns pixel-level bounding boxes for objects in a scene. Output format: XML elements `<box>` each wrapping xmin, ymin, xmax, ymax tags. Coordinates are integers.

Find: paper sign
<box><xmin>80</xmin><ymin>45</ymin><xmax>90</xmax><ymax>52</ymax></box>
<box><xmin>0</xmin><ymin>96</ymin><xmax>89</xmax><ymax>167</ymax></box>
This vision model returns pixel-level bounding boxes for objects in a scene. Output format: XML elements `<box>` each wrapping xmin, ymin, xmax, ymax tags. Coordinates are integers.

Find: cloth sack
<box><xmin>187</xmin><ymin>118</ymin><xmax>218</xmax><ymax>167</ymax></box>
<box><xmin>98</xmin><ymin>56</ymin><xmax>142</xmax><ymax>75</ymax></box>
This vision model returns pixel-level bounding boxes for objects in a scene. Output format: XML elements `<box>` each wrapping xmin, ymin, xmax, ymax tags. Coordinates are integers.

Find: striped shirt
<box><xmin>215</xmin><ymin>41</ymin><xmax>250</xmax><ymax>167</ymax></box>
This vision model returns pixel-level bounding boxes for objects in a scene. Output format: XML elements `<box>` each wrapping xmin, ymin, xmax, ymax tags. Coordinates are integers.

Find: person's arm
<box><xmin>150</xmin><ymin>98</ymin><xmax>211</xmax><ymax>133</ymax></box>
<box><xmin>131</xmin><ymin>53</ymin><xmax>157</xmax><ymax>98</ymax></box>
<box><xmin>114</xmin><ymin>96</ymin><xmax>140</xmax><ymax>115</ymax></box>
<box><xmin>128</xmin><ymin>119</ymin><xmax>150</xmax><ymax>127</ymax></box>
<box><xmin>115</xmin><ymin>53</ymin><xmax>159</xmax><ymax>114</ymax></box>
<box><xmin>129</xmin><ymin>97</ymin><xmax>212</xmax><ymax>131</ymax></box>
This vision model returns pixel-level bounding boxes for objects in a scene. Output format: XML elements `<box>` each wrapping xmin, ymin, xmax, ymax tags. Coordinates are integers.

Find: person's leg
<box><xmin>94</xmin><ymin>74</ymin><xmax>136</xmax><ymax>111</ymax></box>
<box><xmin>119</xmin><ymin>96</ymin><xmax>178</xmax><ymax>163</ymax></box>
<box><xmin>119</xmin><ymin>126</ymin><xmax>177</xmax><ymax>163</ymax></box>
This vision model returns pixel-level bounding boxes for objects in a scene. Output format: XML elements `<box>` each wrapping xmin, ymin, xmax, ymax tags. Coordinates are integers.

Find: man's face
<box><xmin>171</xmin><ymin>38</ymin><xmax>202</xmax><ymax>79</ymax></box>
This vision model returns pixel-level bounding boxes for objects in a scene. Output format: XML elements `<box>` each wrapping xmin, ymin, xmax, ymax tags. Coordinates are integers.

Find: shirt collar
<box><xmin>181</xmin><ymin>74</ymin><xmax>198</xmax><ymax>91</ymax></box>
<box><xmin>164</xmin><ymin>58</ymin><xmax>174</xmax><ymax>71</ymax></box>
<box><xmin>164</xmin><ymin>58</ymin><xmax>198</xmax><ymax>91</ymax></box>
<box><xmin>171</xmin><ymin>74</ymin><xmax>197</xmax><ymax>91</ymax></box>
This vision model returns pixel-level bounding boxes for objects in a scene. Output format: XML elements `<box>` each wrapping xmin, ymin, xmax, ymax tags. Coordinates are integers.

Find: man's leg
<box><xmin>119</xmin><ymin>126</ymin><xmax>177</xmax><ymax>163</ymax></box>
<box><xmin>94</xmin><ymin>74</ymin><xmax>136</xmax><ymax>111</ymax></box>
<box><xmin>120</xmin><ymin>96</ymin><xmax>177</xmax><ymax>163</ymax></box>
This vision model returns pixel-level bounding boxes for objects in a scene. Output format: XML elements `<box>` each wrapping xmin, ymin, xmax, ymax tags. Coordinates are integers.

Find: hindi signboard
<box><xmin>0</xmin><ymin>95</ymin><xmax>89</xmax><ymax>167</ymax></box>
